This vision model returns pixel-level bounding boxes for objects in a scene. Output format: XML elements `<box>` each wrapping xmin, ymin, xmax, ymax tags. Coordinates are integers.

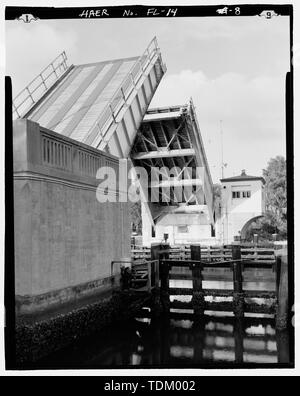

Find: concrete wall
<box><xmin>14</xmin><ymin>119</ymin><xmax>130</xmax><ymax>314</ymax></box>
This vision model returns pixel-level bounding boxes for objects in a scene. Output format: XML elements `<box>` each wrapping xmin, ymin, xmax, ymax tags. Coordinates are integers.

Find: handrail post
<box><xmin>191</xmin><ymin>245</ymin><xmax>205</xmax><ymax>318</ymax></box>
<box><xmin>51</xmin><ymin>62</ymin><xmax>58</xmax><ymax>78</ymax></box>
<box><xmin>40</xmin><ymin>74</ymin><xmax>47</xmax><ymax>90</ymax></box>
<box><xmin>26</xmin><ymin>87</ymin><xmax>35</xmax><ymax>104</ymax></box>
<box><xmin>13</xmin><ymin>103</ymin><xmax>20</xmax><ymax>118</ymax></box>
<box><xmin>121</xmin><ymin>87</ymin><xmax>126</xmax><ymax>102</ymax></box>
<box><xmin>232</xmin><ymin>244</ymin><xmax>244</xmax><ymax>318</ymax></box>
<box><xmin>109</xmin><ymin>104</ymin><xmax>116</xmax><ymax>122</ymax></box>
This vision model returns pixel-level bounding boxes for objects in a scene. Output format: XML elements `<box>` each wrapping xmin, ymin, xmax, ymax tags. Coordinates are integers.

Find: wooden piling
<box><xmin>151</xmin><ymin>243</ymin><xmax>163</xmax><ymax>315</ymax></box>
<box><xmin>192</xmin><ymin>320</ymin><xmax>205</xmax><ymax>363</ymax></box>
<box><xmin>232</xmin><ymin>245</ymin><xmax>243</xmax><ymax>293</ymax></box>
<box><xmin>276</xmin><ymin>329</ymin><xmax>290</xmax><ymax>363</ymax></box>
<box><xmin>146</xmin><ymin>261</ymin><xmax>152</xmax><ymax>292</ymax></box>
<box><xmin>191</xmin><ymin>245</ymin><xmax>205</xmax><ymax>317</ymax></box>
<box><xmin>151</xmin><ymin>243</ymin><xmax>170</xmax><ymax>314</ymax></box>
<box><xmin>276</xmin><ymin>251</ymin><xmax>288</xmax><ymax>330</ymax></box>
<box><xmin>151</xmin><ymin>243</ymin><xmax>162</xmax><ymax>261</ymax></box>
<box><xmin>160</xmin><ymin>244</ymin><xmax>170</xmax><ymax>314</ymax></box>
<box><xmin>154</xmin><ymin>259</ymin><xmax>160</xmax><ymax>289</ymax></box>
<box><xmin>232</xmin><ymin>244</ymin><xmax>244</xmax><ymax>318</ymax></box>
<box><xmin>234</xmin><ymin>318</ymin><xmax>244</xmax><ymax>363</ymax></box>
<box><xmin>275</xmin><ymin>256</ymin><xmax>281</xmax><ymax>297</ymax></box>
<box><xmin>160</xmin><ymin>317</ymin><xmax>171</xmax><ymax>364</ymax></box>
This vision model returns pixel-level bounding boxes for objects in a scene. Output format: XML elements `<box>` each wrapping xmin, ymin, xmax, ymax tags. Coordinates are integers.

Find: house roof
<box><xmin>220</xmin><ymin>170</ymin><xmax>265</xmax><ymax>184</ymax></box>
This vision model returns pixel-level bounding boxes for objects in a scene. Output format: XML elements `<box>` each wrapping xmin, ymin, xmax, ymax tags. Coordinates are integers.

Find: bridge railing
<box><xmin>13</xmin><ymin>119</ymin><xmax>119</xmax><ymax>182</ymax></box>
<box><xmin>93</xmin><ymin>36</ymin><xmax>166</xmax><ymax>150</ymax></box>
<box><xmin>111</xmin><ymin>259</ymin><xmax>159</xmax><ymax>292</ymax></box>
<box><xmin>13</xmin><ymin>51</ymin><xmax>69</xmax><ymax>119</ymax></box>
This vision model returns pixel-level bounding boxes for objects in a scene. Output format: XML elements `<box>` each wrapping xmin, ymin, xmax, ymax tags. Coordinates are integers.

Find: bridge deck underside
<box><xmin>131</xmin><ymin>106</ymin><xmax>211</xmax><ymax>213</ymax></box>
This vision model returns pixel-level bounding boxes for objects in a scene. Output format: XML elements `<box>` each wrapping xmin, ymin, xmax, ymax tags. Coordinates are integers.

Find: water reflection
<box><xmin>34</xmin><ymin>312</ymin><xmax>290</xmax><ymax>368</ymax></box>
<box><xmin>31</xmin><ymin>276</ymin><xmax>290</xmax><ymax>368</ymax></box>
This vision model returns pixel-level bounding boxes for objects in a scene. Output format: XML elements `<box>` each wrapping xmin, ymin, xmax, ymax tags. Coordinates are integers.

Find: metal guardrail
<box><xmin>13</xmin><ymin>37</ymin><xmax>165</xmax><ymax>147</ymax></box>
<box><xmin>94</xmin><ymin>36</ymin><xmax>166</xmax><ymax>150</ymax></box>
<box><xmin>13</xmin><ymin>51</ymin><xmax>69</xmax><ymax>118</ymax></box>
<box><xmin>111</xmin><ymin>259</ymin><xmax>159</xmax><ymax>292</ymax></box>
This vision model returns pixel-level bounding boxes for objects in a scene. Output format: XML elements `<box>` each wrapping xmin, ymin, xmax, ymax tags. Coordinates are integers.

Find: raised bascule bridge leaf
<box><xmin>13</xmin><ymin>37</ymin><xmax>166</xmax><ymax>159</ymax></box>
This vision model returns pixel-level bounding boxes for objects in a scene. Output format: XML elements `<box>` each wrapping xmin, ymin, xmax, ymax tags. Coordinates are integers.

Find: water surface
<box><xmin>34</xmin><ymin>312</ymin><xmax>290</xmax><ymax>368</ymax></box>
<box><xmin>32</xmin><ymin>278</ymin><xmax>291</xmax><ymax>368</ymax></box>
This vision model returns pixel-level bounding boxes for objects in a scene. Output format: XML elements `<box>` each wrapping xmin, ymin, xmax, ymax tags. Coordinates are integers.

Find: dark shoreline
<box><xmin>15</xmin><ymin>291</ymin><xmax>150</xmax><ymax>367</ymax></box>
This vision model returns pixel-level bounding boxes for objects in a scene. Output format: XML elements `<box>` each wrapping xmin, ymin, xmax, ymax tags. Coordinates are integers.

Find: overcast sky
<box><xmin>6</xmin><ymin>16</ymin><xmax>290</xmax><ymax>183</ymax></box>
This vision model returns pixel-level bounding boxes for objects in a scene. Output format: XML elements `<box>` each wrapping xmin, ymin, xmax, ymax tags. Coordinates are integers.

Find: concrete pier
<box><xmin>14</xmin><ymin>119</ymin><xmax>130</xmax><ymax>315</ymax></box>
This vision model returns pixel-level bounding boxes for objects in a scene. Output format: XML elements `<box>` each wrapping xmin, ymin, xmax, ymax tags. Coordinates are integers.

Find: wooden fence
<box><xmin>127</xmin><ymin>243</ymin><xmax>288</xmax><ymax>329</ymax></box>
<box><xmin>131</xmin><ymin>243</ymin><xmax>276</xmax><ymax>265</ymax></box>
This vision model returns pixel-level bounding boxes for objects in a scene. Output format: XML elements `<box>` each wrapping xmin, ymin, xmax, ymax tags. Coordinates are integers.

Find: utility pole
<box><xmin>219</xmin><ymin>120</ymin><xmax>228</xmax><ymax>244</ymax></box>
<box><xmin>220</xmin><ymin>120</ymin><xmax>224</xmax><ymax>179</ymax></box>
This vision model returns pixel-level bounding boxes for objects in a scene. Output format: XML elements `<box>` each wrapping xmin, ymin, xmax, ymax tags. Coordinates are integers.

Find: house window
<box><xmin>242</xmin><ymin>191</ymin><xmax>251</xmax><ymax>198</ymax></box>
<box><xmin>177</xmin><ymin>225</ymin><xmax>188</xmax><ymax>233</ymax></box>
<box><xmin>151</xmin><ymin>226</ymin><xmax>156</xmax><ymax>238</ymax></box>
<box><xmin>233</xmin><ymin>190</ymin><xmax>251</xmax><ymax>199</ymax></box>
<box><xmin>232</xmin><ymin>191</ymin><xmax>241</xmax><ymax>198</ymax></box>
